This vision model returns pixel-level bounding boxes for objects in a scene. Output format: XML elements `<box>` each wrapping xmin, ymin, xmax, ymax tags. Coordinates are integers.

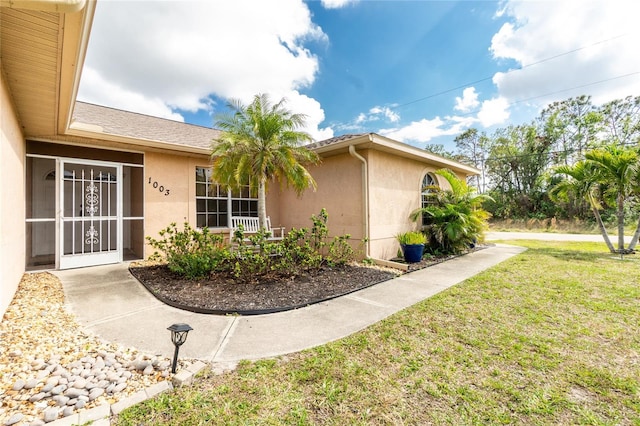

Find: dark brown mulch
<box><xmin>129</xmin><ymin>264</ymin><xmax>399</xmax><ymax>315</ymax></box>
<box><xmin>129</xmin><ymin>245</ymin><xmax>489</xmax><ymax>315</ymax></box>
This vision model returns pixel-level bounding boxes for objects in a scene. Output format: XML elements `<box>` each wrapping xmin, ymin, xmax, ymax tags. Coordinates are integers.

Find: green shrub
<box><xmin>396</xmin><ymin>231</ymin><xmax>427</xmax><ymax>246</ymax></box>
<box><xmin>146</xmin><ymin>222</ymin><xmax>228</xmax><ymax>279</ymax></box>
<box><xmin>228</xmin><ymin>208</ymin><xmax>358</xmax><ymax>282</ymax></box>
<box><xmin>228</xmin><ymin>227</ymin><xmax>283</xmax><ymax>283</ymax></box>
<box><xmin>410</xmin><ymin>169</ymin><xmax>492</xmax><ymax>254</ymax></box>
<box><xmin>148</xmin><ymin>209</ymin><xmax>359</xmax><ymax>282</ymax></box>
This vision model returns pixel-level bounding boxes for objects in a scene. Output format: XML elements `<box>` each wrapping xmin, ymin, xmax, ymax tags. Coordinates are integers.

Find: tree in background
<box><xmin>211</xmin><ymin>94</ymin><xmax>320</xmax><ymax>229</ymax></box>
<box><xmin>458</xmin><ymin>95</ymin><xmax>640</xmax><ymax>224</ymax></box>
<box><xmin>424</xmin><ymin>143</ymin><xmax>458</xmax><ymax>160</ymax></box>
<box><xmin>585</xmin><ymin>145</ymin><xmax>639</xmax><ymax>253</ymax></box>
<box><xmin>600</xmin><ymin>95</ymin><xmax>640</xmax><ymax>146</ymax></box>
<box><xmin>550</xmin><ymin>160</ymin><xmax>615</xmax><ymax>252</ymax></box>
<box><xmin>454</xmin><ymin>128</ymin><xmax>489</xmax><ymax>192</ymax></box>
<box><xmin>483</xmin><ymin>124</ymin><xmax>554</xmax><ymax>218</ymax></box>
<box><xmin>539</xmin><ymin>95</ymin><xmax>604</xmax><ymax>166</ymax></box>
<box><xmin>552</xmin><ymin>144</ymin><xmax>640</xmax><ymax>254</ymax></box>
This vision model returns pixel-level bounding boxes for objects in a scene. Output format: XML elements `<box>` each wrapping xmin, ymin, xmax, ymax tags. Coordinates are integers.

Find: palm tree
<box><xmin>628</xmin><ymin>161</ymin><xmax>640</xmax><ymax>251</ymax></box>
<box><xmin>584</xmin><ymin>145</ymin><xmax>638</xmax><ymax>253</ymax></box>
<box><xmin>211</xmin><ymin>94</ymin><xmax>320</xmax><ymax>230</ymax></box>
<box><xmin>549</xmin><ymin>160</ymin><xmax>615</xmax><ymax>252</ymax></box>
<box><xmin>551</xmin><ymin>144</ymin><xmax>639</xmax><ymax>254</ymax></box>
<box><xmin>410</xmin><ymin>169</ymin><xmax>492</xmax><ymax>254</ymax></box>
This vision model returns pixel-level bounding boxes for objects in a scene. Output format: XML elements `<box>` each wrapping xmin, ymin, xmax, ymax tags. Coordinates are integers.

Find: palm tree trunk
<box><xmin>617</xmin><ymin>194</ymin><xmax>625</xmax><ymax>252</ymax></box>
<box><xmin>592</xmin><ymin>205</ymin><xmax>616</xmax><ymax>253</ymax></box>
<box><xmin>627</xmin><ymin>215</ymin><xmax>640</xmax><ymax>251</ymax></box>
<box><xmin>257</xmin><ymin>176</ymin><xmax>268</xmax><ymax>230</ymax></box>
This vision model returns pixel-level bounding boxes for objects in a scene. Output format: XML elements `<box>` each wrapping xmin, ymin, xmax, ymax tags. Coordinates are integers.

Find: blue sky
<box><xmin>78</xmin><ymin>0</ymin><xmax>640</xmax><ymax>151</ymax></box>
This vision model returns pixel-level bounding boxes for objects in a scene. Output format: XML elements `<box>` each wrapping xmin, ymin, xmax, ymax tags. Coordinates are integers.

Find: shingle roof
<box><xmin>304</xmin><ymin>133</ymin><xmax>369</xmax><ymax>149</ymax></box>
<box><xmin>72</xmin><ymin>102</ymin><xmax>221</xmax><ymax>150</ymax></box>
<box><xmin>68</xmin><ymin>104</ymin><xmax>476</xmax><ymax>174</ymax></box>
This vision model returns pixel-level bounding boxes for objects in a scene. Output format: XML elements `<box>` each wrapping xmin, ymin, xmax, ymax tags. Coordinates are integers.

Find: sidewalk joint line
<box><xmin>209</xmin><ymin>317</ymin><xmax>238</xmax><ymax>362</ymax></box>
<box><xmin>83</xmin><ymin>304</ymin><xmax>164</xmax><ymax>327</ymax></box>
<box><xmin>343</xmin><ymin>295</ymin><xmax>389</xmax><ymax>308</ymax></box>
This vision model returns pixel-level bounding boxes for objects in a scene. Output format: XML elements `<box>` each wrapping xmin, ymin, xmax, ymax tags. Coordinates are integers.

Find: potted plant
<box><xmin>396</xmin><ymin>231</ymin><xmax>427</xmax><ymax>263</ymax></box>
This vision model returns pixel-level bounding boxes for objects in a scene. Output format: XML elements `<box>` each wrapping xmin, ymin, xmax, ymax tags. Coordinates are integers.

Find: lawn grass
<box><xmin>115</xmin><ymin>241</ymin><xmax>640</xmax><ymax>425</ymax></box>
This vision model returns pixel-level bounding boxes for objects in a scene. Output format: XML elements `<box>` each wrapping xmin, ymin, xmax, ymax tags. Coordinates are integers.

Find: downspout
<box><xmin>349</xmin><ymin>145</ymin><xmax>370</xmax><ymax>258</ymax></box>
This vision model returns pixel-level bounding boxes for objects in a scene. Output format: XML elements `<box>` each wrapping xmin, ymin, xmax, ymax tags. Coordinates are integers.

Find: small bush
<box><xmin>228</xmin><ymin>208</ymin><xmax>358</xmax><ymax>282</ymax></box>
<box><xmin>147</xmin><ymin>209</ymin><xmax>359</xmax><ymax>282</ymax></box>
<box><xmin>146</xmin><ymin>222</ymin><xmax>228</xmax><ymax>279</ymax></box>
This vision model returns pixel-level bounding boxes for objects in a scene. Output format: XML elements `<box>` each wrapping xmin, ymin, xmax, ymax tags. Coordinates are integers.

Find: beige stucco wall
<box><xmin>144</xmin><ymin>152</ymin><xmax>194</xmax><ymax>255</ymax></box>
<box><xmin>275</xmin><ymin>148</ymin><xmax>467</xmax><ymax>261</ymax></box>
<box><xmin>278</xmin><ymin>153</ymin><xmax>365</xmax><ymax>250</ymax></box>
<box><xmin>143</xmin><ymin>154</ymin><xmax>282</xmax><ymax>255</ymax></box>
<box><xmin>360</xmin><ymin>149</ymin><xmax>461</xmax><ymax>260</ymax></box>
<box><xmin>1</xmin><ymin>74</ymin><xmax>26</xmax><ymax>317</ymax></box>
<box><xmin>366</xmin><ymin>150</ymin><xmax>436</xmax><ymax>259</ymax></box>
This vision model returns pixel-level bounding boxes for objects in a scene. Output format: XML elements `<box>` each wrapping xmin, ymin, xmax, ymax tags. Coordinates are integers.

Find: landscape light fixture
<box><xmin>167</xmin><ymin>323</ymin><xmax>193</xmax><ymax>373</ymax></box>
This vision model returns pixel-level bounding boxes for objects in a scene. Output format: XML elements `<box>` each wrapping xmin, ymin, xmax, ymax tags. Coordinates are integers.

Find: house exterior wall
<box><xmin>143</xmin><ymin>154</ymin><xmax>282</xmax><ymax>255</ymax></box>
<box><xmin>1</xmin><ymin>73</ymin><xmax>26</xmax><ymax>317</ymax></box>
<box><xmin>277</xmin><ymin>153</ymin><xmax>364</xmax><ymax>246</ymax></box>
<box><xmin>366</xmin><ymin>150</ymin><xmax>459</xmax><ymax>260</ymax></box>
<box><xmin>144</xmin><ymin>152</ymin><xmax>195</xmax><ymax>255</ymax></box>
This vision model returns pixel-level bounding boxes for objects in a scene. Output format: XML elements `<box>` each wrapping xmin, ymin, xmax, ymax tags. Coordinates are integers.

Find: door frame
<box><xmin>58</xmin><ymin>158</ymin><xmax>123</xmax><ymax>269</ymax></box>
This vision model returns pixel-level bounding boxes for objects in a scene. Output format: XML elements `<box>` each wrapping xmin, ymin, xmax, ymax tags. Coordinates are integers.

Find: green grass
<box><xmin>116</xmin><ymin>241</ymin><xmax>640</xmax><ymax>425</ymax></box>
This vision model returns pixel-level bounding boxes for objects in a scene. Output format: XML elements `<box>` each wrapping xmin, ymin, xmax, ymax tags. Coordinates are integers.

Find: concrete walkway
<box><xmin>55</xmin><ymin>244</ymin><xmax>525</xmax><ymax>364</ymax></box>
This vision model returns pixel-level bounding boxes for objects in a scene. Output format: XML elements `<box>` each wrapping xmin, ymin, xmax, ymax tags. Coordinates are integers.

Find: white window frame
<box><xmin>195</xmin><ymin>166</ymin><xmax>258</xmax><ymax>228</ymax></box>
<box><xmin>421</xmin><ymin>172</ymin><xmax>438</xmax><ymax>226</ymax></box>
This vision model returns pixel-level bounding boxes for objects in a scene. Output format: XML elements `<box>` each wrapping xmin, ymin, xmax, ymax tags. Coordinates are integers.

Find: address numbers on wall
<box><xmin>148</xmin><ymin>177</ymin><xmax>171</xmax><ymax>196</ymax></box>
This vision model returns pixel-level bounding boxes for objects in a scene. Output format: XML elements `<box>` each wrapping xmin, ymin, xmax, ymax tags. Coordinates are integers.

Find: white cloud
<box><xmin>375</xmin><ymin>93</ymin><xmax>509</xmax><ymax>145</ymax></box>
<box><xmin>476</xmin><ymin>97</ymin><xmax>510</xmax><ymax>127</ymax></box>
<box><xmin>379</xmin><ymin>116</ymin><xmax>467</xmax><ymax>144</ymax></box>
<box><xmin>369</xmin><ymin>106</ymin><xmax>400</xmax><ymax>122</ymax></box>
<box><xmin>78</xmin><ymin>0</ymin><xmax>332</xmax><ymax>139</ymax></box>
<box><xmin>279</xmin><ymin>90</ymin><xmax>334</xmax><ymax>141</ymax></box>
<box><xmin>346</xmin><ymin>105</ymin><xmax>400</xmax><ymax>129</ymax></box>
<box><xmin>454</xmin><ymin>87</ymin><xmax>480</xmax><ymax>112</ymax></box>
<box><xmin>490</xmin><ymin>1</ymin><xmax>640</xmax><ymax>107</ymax></box>
<box><xmin>321</xmin><ymin>0</ymin><xmax>358</xmax><ymax>9</ymax></box>
<box><xmin>79</xmin><ymin>68</ymin><xmax>185</xmax><ymax>122</ymax></box>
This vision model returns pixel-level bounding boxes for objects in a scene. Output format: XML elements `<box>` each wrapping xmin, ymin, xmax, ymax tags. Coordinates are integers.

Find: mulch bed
<box><xmin>130</xmin><ymin>245</ymin><xmax>489</xmax><ymax>315</ymax></box>
<box><xmin>129</xmin><ymin>264</ymin><xmax>398</xmax><ymax>315</ymax></box>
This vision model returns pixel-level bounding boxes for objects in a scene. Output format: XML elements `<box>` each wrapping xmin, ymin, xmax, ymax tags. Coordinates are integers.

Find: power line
<box><xmin>462</xmin><ymin>141</ymin><xmax>639</xmax><ymax>164</ymax></box>
<box><xmin>441</xmin><ymin>71</ymin><xmax>640</xmax><ymax>120</ymax></box>
<box><xmin>392</xmin><ymin>33</ymin><xmax>630</xmax><ymax>109</ymax></box>
<box><xmin>508</xmin><ymin>72</ymin><xmax>640</xmax><ymax>107</ymax></box>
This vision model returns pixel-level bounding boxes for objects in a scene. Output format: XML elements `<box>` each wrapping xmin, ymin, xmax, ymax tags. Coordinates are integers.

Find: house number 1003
<box><xmin>148</xmin><ymin>177</ymin><xmax>171</xmax><ymax>196</ymax></box>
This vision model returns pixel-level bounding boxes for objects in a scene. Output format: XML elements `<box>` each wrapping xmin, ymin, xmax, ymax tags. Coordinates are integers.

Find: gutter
<box><xmin>348</xmin><ymin>144</ymin><xmax>370</xmax><ymax>258</ymax></box>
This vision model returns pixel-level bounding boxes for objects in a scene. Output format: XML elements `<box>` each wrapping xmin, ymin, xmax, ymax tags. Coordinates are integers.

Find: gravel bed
<box><xmin>0</xmin><ymin>272</ymin><xmax>190</xmax><ymax>426</ymax></box>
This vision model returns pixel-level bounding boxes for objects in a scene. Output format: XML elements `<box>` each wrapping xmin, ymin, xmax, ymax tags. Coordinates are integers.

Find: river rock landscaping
<box><xmin>0</xmin><ymin>273</ymin><xmax>190</xmax><ymax>426</ymax></box>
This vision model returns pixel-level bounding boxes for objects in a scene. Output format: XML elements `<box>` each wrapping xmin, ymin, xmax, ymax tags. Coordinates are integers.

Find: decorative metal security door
<box><xmin>59</xmin><ymin>160</ymin><xmax>122</xmax><ymax>269</ymax></box>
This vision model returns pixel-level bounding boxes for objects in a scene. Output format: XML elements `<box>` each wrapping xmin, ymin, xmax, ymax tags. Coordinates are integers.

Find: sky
<box><xmin>77</xmin><ymin>0</ymin><xmax>640</xmax><ymax>151</ymax></box>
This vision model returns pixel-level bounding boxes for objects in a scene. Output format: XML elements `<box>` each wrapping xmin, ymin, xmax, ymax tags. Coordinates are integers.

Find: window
<box><xmin>421</xmin><ymin>173</ymin><xmax>438</xmax><ymax>226</ymax></box>
<box><xmin>195</xmin><ymin>167</ymin><xmax>258</xmax><ymax>228</ymax></box>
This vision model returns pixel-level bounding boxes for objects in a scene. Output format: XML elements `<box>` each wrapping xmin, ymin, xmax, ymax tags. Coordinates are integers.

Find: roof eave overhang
<box><xmin>57</xmin><ymin>0</ymin><xmax>96</xmax><ymax>136</ymax></box>
<box><xmin>312</xmin><ymin>133</ymin><xmax>481</xmax><ymax>176</ymax></box>
<box><xmin>66</xmin><ymin>125</ymin><xmax>212</xmax><ymax>156</ymax></box>
<box><xmin>1</xmin><ymin>0</ymin><xmax>86</xmax><ymax>13</ymax></box>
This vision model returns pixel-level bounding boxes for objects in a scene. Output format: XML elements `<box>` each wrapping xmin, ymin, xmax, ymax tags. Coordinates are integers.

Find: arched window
<box><xmin>421</xmin><ymin>173</ymin><xmax>438</xmax><ymax>226</ymax></box>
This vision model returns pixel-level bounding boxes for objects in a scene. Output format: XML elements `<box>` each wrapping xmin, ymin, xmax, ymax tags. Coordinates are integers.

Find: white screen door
<box><xmin>59</xmin><ymin>160</ymin><xmax>122</xmax><ymax>269</ymax></box>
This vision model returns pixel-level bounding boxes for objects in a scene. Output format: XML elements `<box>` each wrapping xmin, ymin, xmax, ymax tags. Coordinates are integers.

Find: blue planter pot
<box><xmin>401</xmin><ymin>244</ymin><xmax>425</xmax><ymax>263</ymax></box>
